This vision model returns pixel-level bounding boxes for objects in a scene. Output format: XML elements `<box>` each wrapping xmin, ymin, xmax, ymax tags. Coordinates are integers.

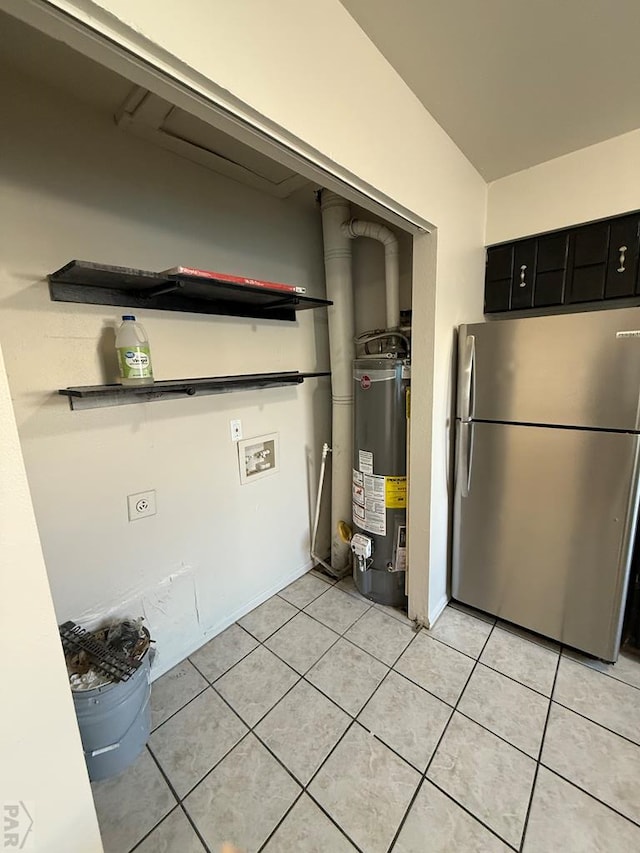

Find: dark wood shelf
<box><xmin>49</xmin><ymin>261</ymin><xmax>332</xmax><ymax>322</ymax></box>
<box><xmin>59</xmin><ymin>371</ymin><xmax>330</xmax><ymax>411</ymax></box>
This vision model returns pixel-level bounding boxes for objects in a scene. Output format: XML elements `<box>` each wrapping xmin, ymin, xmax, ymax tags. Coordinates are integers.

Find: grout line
<box><xmin>116</xmin><ymin>577</ymin><xmax>377</xmax><ymax>851</ymax></box>
<box><xmin>191</xmin><ymin>615</ymin><xmax>639</xmax><ymax>850</ymax></box>
<box><xmin>127</xmin><ymin>801</ymin><xmax>182</xmax><ymax>853</ymax></box>
<box><xmin>517</xmin><ymin>643</ymin><xmax>562</xmax><ymax>852</ymax></box>
<box><xmin>254</xmin><ymin>718</ymin><xmax>366</xmax><ymax>853</ymax></box>
<box><xmin>385</xmin><ymin>667</ymin><xmax>455</xmax><ymax>711</ymax></box>
<box><xmin>188</xmin><ymin>638</ymin><xmax>260</xmax><ymax>688</ymax></box>
<box><xmin>343</xmin><ymin>622</ymin><xmax>417</xmax><ymax>664</ymax></box>
<box><xmin>475</xmin><ymin>658</ymin><xmax>556</xmax><ymax>699</ymax></box>
<box><xmin>178</xmin><ymin>802</ymin><xmax>214</xmax><ymax>853</ymax></box>
<box><xmin>255</xmin><ymin>790</ymin><xmax>306</xmax><ymax>852</ymax></box>
<box><xmin>546</xmin><ymin>698</ymin><xmax>640</xmax><ymax>750</ymax></box>
<box><xmin>387</xmin><ymin>620</ymin><xmax>500</xmax><ymax>851</ymax></box>
<box><xmin>353</xmin><ymin>635</ymin><xmax>431</xmax><ymax>728</ymax></box>
<box><xmin>149</xmin><ymin>682</ymin><xmax>210</xmax><ymax>734</ymax></box>
<box><xmin>560</xmin><ymin>648</ymin><xmax>640</xmax><ymax>694</ymax></box>
<box><xmin>536</xmin><ymin>765</ymin><xmax>640</xmax><ymax>830</ymax></box>
<box><xmin>386</xmin><ymin>657</ymin><xmax>549</xmax><ymax>765</ymax></box>
<box><xmin>211</xmin><ymin>671</ymin><xmax>304</xmax><ymax>737</ymax></box>
<box><xmin>422</xmin><ymin>779</ymin><xmax>520</xmax><ymax>853</ymax></box>
<box><xmin>246</xmin><ymin>617</ymin><xmax>434</xmax><ymax>851</ymax></box>
<box><xmin>265</xmin><ymin>625</ymin><xmax>343</xmax><ymax>679</ymax></box>
<box><xmin>452</xmin><ymin>707</ymin><xmax>543</xmax><ymax>764</ymax></box>
<box><xmin>152</xmin><ymin>603</ymin><xmax>546</xmax><ymax>851</ymax></box>
<box><xmin>278</xmin><ymin>575</ymin><xmax>340</xmax><ymax>610</ymax></box>
<box><xmin>145</xmin><ymin>745</ymin><xmax>181</xmax><ymax>803</ymax></box>
<box><xmin>384</xmin><ymin>775</ymin><xmax>426</xmax><ymax>852</ymax></box>
<box><xmin>318</xmin><ymin>618</ymin><xmax>422</xmax><ymax>697</ymax></box>
<box><xmin>239</xmin><ymin>600</ymin><xmax>303</xmax><ymax>644</ymax></box>
<box><xmin>418</xmin><ymin>628</ymin><xmax>485</xmax><ymax>662</ymax></box>
<box><xmin>209</xmin><ymin>620</ymin><xmax>301</xmax><ymax>676</ymax></box>
<box><xmin>153</xmin><ymin>683</ymin><xmax>308</xmax><ymax>809</ymax></box>
<box><xmin>146</xmin><ymin>586</ymin><xmax>640</xmax><ymax>852</ymax></box>
<box><xmin>300</xmin><ymin>719</ymin><xmax>367</xmax><ymax>848</ymax></box>
<box><xmin>139</xmin><ymin>748</ymin><xmax>220</xmax><ymax>853</ymax></box>
<box><xmin>150</xmin><ymin>721</ymin><xmax>253</xmax><ymax>805</ymax></box>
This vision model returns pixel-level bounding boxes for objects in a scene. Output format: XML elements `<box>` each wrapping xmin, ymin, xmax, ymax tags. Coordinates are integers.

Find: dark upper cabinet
<box><xmin>484</xmin><ymin>245</ymin><xmax>513</xmax><ymax>312</ymax></box>
<box><xmin>605</xmin><ymin>215</ymin><xmax>640</xmax><ymax>299</ymax></box>
<box><xmin>484</xmin><ymin>210</ymin><xmax>640</xmax><ymax>315</ymax></box>
<box><xmin>566</xmin><ymin>221</ymin><xmax>610</xmax><ymax>303</ymax></box>
<box><xmin>510</xmin><ymin>240</ymin><xmax>536</xmax><ymax>310</ymax></box>
<box><xmin>534</xmin><ymin>233</ymin><xmax>568</xmax><ymax>307</ymax></box>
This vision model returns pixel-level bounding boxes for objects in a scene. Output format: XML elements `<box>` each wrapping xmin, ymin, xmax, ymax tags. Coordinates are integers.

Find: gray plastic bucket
<box><xmin>72</xmin><ymin>652</ymin><xmax>151</xmax><ymax>781</ymax></box>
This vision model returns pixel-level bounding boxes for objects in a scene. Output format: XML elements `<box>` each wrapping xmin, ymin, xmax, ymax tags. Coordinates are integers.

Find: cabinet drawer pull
<box><xmin>618</xmin><ymin>245</ymin><xmax>628</xmax><ymax>273</ymax></box>
<box><xmin>519</xmin><ymin>264</ymin><xmax>527</xmax><ymax>287</ymax></box>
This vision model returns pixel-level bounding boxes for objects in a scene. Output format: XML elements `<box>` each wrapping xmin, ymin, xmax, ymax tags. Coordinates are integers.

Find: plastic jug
<box><xmin>115</xmin><ymin>315</ymin><xmax>154</xmax><ymax>385</ymax></box>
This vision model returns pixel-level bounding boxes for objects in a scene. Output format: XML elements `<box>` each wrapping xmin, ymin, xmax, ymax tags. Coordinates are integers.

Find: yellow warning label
<box><xmin>385</xmin><ymin>476</ymin><xmax>407</xmax><ymax>509</ymax></box>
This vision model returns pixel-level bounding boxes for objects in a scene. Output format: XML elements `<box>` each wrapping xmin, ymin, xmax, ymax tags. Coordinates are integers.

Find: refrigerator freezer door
<box><xmin>452</xmin><ymin>421</ymin><xmax>640</xmax><ymax>660</ymax></box>
<box><xmin>459</xmin><ymin>307</ymin><xmax>640</xmax><ymax>430</ymax></box>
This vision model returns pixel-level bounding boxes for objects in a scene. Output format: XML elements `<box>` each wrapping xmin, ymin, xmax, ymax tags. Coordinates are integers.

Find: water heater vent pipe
<box><xmin>319</xmin><ymin>190</ymin><xmax>355</xmax><ymax>574</ymax></box>
<box><xmin>342</xmin><ymin>218</ymin><xmax>400</xmax><ymax>330</ymax></box>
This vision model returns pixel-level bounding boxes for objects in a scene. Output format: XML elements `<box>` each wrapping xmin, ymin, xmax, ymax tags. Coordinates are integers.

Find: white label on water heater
<box><xmin>360</xmin><ymin>474</ymin><xmax>386</xmax><ymax>535</ymax></box>
<box><xmin>362</xmin><ymin>517</ymin><xmax>386</xmax><ymax>535</ymax></box>
<box><xmin>616</xmin><ymin>330</ymin><xmax>640</xmax><ymax>338</ymax></box>
<box><xmin>353</xmin><ymin>469</ymin><xmax>364</xmax><ymax>486</ymax></box>
<box><xmin>359</xmin><ymin>450</ymin><xmax>374</xmax><ymax>475</ymax></box>
<box><xmin>353</xmin><ymin>502</ymin><xmax>366</xmax><ymax>523</ymax></box>
<box><xmin>364</xmin><ymin>474</ymin><xmax>385</xmax><ymax>497</ymax></box>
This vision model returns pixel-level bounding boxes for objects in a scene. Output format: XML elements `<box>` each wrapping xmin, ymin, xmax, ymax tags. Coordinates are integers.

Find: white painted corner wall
<box><xmin>0</xmin><ymin>341</ymin><xmax>103</xmax><ymax>853</ymax></box>
<box><xmin>487</xmin><ymin>128</ymin><xmax>640</xmax><ymax>244</ymax></box>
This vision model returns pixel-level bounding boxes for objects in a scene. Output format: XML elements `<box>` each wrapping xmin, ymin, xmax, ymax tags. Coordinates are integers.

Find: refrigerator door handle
<box><xmin>459</xmin><ymin>421</ymin><xmax>475</xmax><ymax>498</ymax></box>
<box><xmin>460</xmin><ymin>334</ymin><xmax>476</xmax><ymax>421</ymax></box>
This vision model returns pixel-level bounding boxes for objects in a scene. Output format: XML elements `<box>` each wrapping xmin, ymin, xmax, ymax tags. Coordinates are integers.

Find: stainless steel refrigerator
<box><xmin>453</xmin><ymin>307</ymin><xmax>640</xmax><ymax>661</ymax></box>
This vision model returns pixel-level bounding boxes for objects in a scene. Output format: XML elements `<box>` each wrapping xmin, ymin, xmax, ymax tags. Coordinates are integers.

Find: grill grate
<box><xmin>59</xmin><ymin>620</ymin><xmax>142</xmax><ymax>682</ymax></box>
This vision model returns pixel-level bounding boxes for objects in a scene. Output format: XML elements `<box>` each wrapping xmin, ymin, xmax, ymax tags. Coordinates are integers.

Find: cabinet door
<box><xmin>605</xmin><ymin>215</ymin><xmax>640</xmax><ymax>299</ymax></box>
<box><xmin>534</xmin><ymin>233</ymin><xmax>568</xmax><ymax>307</ymax></box>
<box><xmin>567</xmin><ymin>221</ymin><xmax>610</xmax><ymax>303</ymax></box>
<box><xmin>510</xmin><ymin>240</ymin><xmax>536</xmax><ymax>310</ymax></box>
<box><xmin>484</xmin><ymin>245</ymin><xmax>513</xmax><ymax>312</ymax></box>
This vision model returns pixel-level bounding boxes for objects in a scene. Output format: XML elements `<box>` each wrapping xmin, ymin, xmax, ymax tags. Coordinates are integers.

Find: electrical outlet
<box><xmin>230</xmin><ymin>418</ymin><xmax>242</xmax><ymax>441</ymax></box>
<box><xmin>127</xmin><ymin>490</ymin><xmax>156</xmax><ymax>521</ymax></box>
<box><xmin>238</xmin><ymin>433</ymin><xmax>279</xmax><ymax>484</ymax></box>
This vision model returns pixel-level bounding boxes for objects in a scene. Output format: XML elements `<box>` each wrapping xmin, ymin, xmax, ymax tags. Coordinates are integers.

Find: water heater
<box><xmin>352</xmin><ymin>333</ymin><xmax>410</xmax><ymax>606</ymax></box>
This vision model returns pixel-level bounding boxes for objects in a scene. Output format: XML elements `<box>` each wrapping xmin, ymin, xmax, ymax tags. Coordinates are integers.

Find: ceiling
<box><xmin>340</xmin><ymin>0</ymin><xmax>640</xmax><ymax>181</ymax></box>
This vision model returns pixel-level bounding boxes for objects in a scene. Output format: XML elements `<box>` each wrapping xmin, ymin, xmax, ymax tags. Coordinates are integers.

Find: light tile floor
<box><xmin>92</xmin><ymin>570</ymin><xmax>640</xmax><ymax>853</ymax></box>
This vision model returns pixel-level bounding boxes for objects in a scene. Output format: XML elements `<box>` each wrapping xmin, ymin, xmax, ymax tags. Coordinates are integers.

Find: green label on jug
<box><xmin>118</xmin><ymin>346</ymin><xmax>152</xmax><ymax>379</ymax></box>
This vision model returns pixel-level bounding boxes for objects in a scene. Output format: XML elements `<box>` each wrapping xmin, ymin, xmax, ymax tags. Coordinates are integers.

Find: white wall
<box><xmin>0</xmin><ymin>63</ymin><xmax>330</xmax><ymax>676</ymax></box>
<box><xmin>0</xmin><ymin>341</ymin><xmax>103</xmax><ymax>853</ymax></box>
<box><xmin>50</xmin><ymin>0</ymin><xmax>488</xmax><ymax>623</ymax></box>
<box><xmin>487</xmin><ymin>128</ymin><xmax>640</xmax><ymax>244</ymax></box>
